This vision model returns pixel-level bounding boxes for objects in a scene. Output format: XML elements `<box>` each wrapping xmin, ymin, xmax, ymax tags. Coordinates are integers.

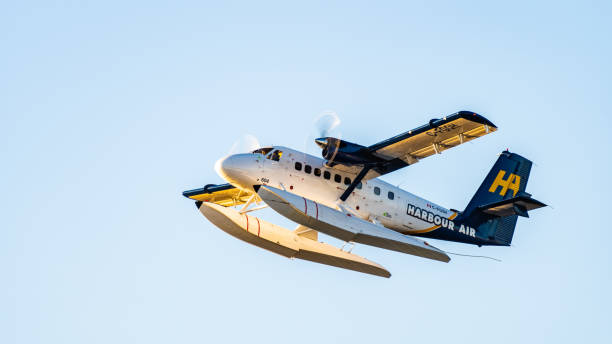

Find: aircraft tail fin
<box><xmin>461</xmin><ymin>151</ymin><xmax>545</xmax><ymax>245</ymax></box>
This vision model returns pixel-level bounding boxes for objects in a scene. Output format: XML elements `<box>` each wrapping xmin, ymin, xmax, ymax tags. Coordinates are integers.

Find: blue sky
<box><xmin>2</xmin><ymin>1</ymin><xmax>611</xmax><ymax>343</ymax></box>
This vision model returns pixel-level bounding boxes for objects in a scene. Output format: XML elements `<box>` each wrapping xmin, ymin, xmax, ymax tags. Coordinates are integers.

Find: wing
<box><xmin>256</xmin><ymin>185</ymin><xmax>450</xmax><ymax>263</ymax></box>
<box><xmin>367</xmin><ymin>111</ymin><xmax>497</xmax><ymax>167</ymax></box>
<box><xmin>318</xmin><ymin>111</ymin><xmax>496</xmax><ymax>201</ymax></box>
<box><xmin>182</xmin><ymin>183</ymin><xmax>256</xmax><ymax>207</ymax></box>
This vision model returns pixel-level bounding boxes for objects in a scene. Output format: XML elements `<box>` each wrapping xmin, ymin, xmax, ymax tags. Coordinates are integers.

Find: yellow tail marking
<box><xmin>488</xmin><ymin>170</ymin><xmax>521</xmax><ymax>197</ymax></box>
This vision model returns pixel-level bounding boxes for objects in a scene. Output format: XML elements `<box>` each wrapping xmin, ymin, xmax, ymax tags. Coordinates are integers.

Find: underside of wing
<box><xmin>183</xmin><ymin>183</ymin><xmax>255</xmax><ymax>207</ymax></box>
<box><xmin>312</xmin><ymin>111</ymin><xmax>496</xmax><ymax>201</ymax></box>
<box><xmin>369</xmin><ymin>111</ymin><xmax>497</xmax><ymax>165</ymax></box>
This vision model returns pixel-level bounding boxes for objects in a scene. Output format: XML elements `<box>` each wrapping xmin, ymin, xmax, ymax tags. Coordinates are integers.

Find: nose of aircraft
<box><xmin>214</xmin><ymin>154</ymin><xmax>256</xmax><ymax>188</ymax></box>
<box><xmin>215</xmin><ymin>155</ymin><xmax>236</xmax><ymax>177</ymax></box>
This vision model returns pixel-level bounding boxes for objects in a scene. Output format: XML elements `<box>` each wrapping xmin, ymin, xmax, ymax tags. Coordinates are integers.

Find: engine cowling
<box><xmin>314</xmin><ymin>137</ymin><xmax>376</xmax><ymax>165</ymax></box>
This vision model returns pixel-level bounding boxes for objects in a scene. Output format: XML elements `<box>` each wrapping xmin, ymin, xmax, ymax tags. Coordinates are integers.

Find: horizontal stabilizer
<box><xmin>198</xmin><ymin>202</ymin><xmax>390</xmax><ymax>277</ymax></box>
<box><xmin>256</xmin><ymin>185</ymin><xmax>450</xmax><ymax>263</ymax></box>
<box><xmin>478</xmin><ymin>193</ymin><xmax>546</xmax><ymax>218</ymax></box>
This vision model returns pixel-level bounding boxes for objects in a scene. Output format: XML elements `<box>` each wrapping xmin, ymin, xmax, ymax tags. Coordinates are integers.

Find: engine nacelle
<box><xmin>314</xmin><ymin>137</ymin><xmax>376</xmax><ymax>165</ymax></box>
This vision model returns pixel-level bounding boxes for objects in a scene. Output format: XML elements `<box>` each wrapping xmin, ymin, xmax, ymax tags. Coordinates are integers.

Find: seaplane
<box><xmin>183</xmin><ymin>111</ymin><xmax>546</xmax><ymax>277</ymax></box>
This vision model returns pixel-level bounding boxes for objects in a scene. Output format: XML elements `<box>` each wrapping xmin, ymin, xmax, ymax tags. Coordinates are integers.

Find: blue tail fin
<box><xmin>408</xmin><ymin>150</ymin><xmax>545</xmax><ymax>246</ymax></box>
<box><xmin>460</xmin><ymin>150</ymin><xmax>543</xmax><ymax>246</ymax></box>
<box><xmin>464</xmin><ymin>150</ymin><xmax>532</xmax><ymax>215</ymax></box>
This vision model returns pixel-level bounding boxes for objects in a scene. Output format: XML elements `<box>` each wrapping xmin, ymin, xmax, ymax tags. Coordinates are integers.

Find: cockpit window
<box><xmin>269</xmin><ymin>150</ymin><xmax>283</xmax><ymax>161</ymax></box>
<box><xmin>252</xmin><ymin>147</ymin><xmax>273</xmax><ymax>155</ymax></box>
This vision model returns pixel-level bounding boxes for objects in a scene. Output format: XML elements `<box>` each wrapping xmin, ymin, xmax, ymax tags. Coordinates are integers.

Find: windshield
<box><xmin>269</xmin><ymin>150</ymin><xmax>282</xmax><ymax>161</ymax></box>
<box><xmin>251</xmin><ymin>147</ymin><xmax>273</xmax><ymax>155</ymax></box>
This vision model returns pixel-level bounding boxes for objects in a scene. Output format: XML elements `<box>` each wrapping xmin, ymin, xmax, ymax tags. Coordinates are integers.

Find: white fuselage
<box><xmin>216</xmin><ymin>146</ymin><xmax>459</xmax><ymax>235</ymax></box>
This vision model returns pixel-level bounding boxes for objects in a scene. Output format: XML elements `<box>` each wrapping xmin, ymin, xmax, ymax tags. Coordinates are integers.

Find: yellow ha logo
<box><xmin>488</xmin><ymin>170</ymin><xmax>521</xmax><ymax>197</ymax></box>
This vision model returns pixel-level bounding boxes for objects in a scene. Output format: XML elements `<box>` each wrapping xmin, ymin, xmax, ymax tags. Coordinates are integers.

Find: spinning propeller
<box><xmin>225</xmin><ymin>111</ymin><xmax>345</xmax><ymax>167</ymax></box>
<box><xmin>309</xmin><ymin>111</ymin><xmax>343</xmax><ymax>165</ymax></box>
<box><xmin>228</xmin><ymin>134</ymin><xmax>261</xmax><ymax>155</ymax></box>
<box><xmin>314</xmin><ymin>110</ymin><xmax>341</xmax><ymax>138</ymax></box>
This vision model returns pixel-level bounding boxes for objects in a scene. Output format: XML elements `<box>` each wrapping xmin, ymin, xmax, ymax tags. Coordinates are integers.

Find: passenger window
<box><xmin>356</xmin><ymin>182</ymin><xmax>362</xmax><ymax>189</ymax></box>
<box><xmin>323</xmin><ymin>171</ymin><xmax>331</xmax><ymax>180</ymax></box>
<box><xmin>314</xmin><ymin>168</ymin><xmax>321</xmax><ymax>177</ymax></box>
<box><xmin>344</xmin><ymin>177</ymin><xmax>351</xmax><ymax>185</ymax></box>
<box><xmin>388</xmin><ymin>191</ymin><xmax>394</xmax><ymax>200</ymax></box>
<box><xmin>295</xmin><ymin>162</ymin><xmax>302</xmax><ymax>171</ymax></box>
<box><xmin>374</xmin><ymin>187</ymin><xmax>380</xmax><ymax>196</ymax></box>
<box><xmin>269</xmin><ymin>150</ymin><xmax>283</xmax><ymax>161</ymax></box>
<box><xmin>334</xmin><ymin>174</ymin><xmax>341</xmax><ymax>183</ymax></box>
<box><xmin>305</xmin><ymin>165</ymin><xmax>312</xmax><ymax>174</ymax></box>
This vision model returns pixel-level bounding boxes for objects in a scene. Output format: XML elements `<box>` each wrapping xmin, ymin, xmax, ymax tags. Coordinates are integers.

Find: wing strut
<box><xmin>340</xmin><ymin>166</ymin><xmax>371</xmax><ymax>202</ymax></box>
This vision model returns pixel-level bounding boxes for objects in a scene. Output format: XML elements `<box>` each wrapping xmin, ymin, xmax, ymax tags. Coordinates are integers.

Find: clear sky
<box><xmin>3</xmin><ymin>1</ymin><xmax>611</xmax><ymax>343</ymax></box>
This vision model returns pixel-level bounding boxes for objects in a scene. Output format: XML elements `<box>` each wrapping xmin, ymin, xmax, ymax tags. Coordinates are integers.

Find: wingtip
<box><xmin>457</xmin><ymin>110</ymin><xmax>497</xmax><ymax>129</ymax></box>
